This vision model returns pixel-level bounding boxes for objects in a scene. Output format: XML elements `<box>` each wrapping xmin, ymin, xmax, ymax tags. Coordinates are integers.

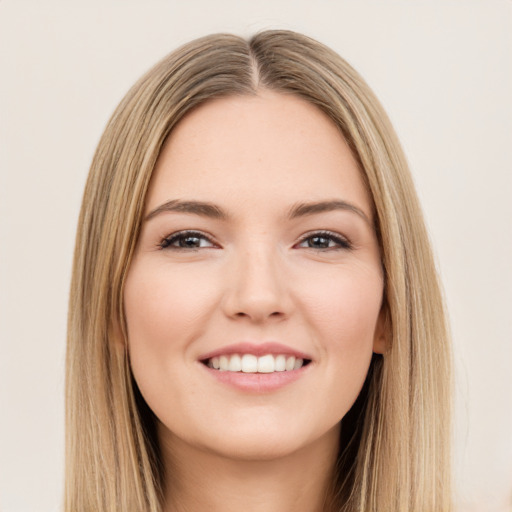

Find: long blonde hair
<box><xmin>66</xmin><ymin>30</ymin><xmax>452</xmax><ymax>511</ymax></box>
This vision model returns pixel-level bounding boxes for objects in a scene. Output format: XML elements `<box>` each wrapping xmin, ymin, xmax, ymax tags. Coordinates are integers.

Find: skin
<box><xmin>124</xmin><ymin>91</ymin><xmax>385</xmax><ymax>512</ymax></box>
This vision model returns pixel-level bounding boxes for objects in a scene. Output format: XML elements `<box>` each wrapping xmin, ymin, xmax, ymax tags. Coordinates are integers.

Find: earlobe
<box><xmin>373</xmin><ymin>306</ymin><xmax>389</xmax><ymax>355</ymax></box>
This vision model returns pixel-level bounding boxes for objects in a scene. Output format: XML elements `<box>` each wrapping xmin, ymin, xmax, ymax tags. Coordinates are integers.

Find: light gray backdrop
<box><xmin>0</xmin><ymin>1</ymin><xmax>511</xmax><ymax>511</ymax></box>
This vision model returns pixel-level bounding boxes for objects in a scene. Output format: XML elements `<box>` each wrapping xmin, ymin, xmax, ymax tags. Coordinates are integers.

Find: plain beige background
<box><xmin>0</xmin><ymin>1</ymin><xmax>511</xmax><ymax>511</ymax></box>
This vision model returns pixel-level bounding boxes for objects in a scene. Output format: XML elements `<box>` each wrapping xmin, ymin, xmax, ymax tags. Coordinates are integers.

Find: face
<box><xmin>124</xmin><ymin>91</ymin><xmax>385</xmax><ymax>461</ymax></box>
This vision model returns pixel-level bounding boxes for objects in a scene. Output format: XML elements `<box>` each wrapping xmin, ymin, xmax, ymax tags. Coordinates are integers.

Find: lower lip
<box><xmin>200</xmin><ymin>363</ymin><xmax>311</xmax><ymax>393</ymax></box>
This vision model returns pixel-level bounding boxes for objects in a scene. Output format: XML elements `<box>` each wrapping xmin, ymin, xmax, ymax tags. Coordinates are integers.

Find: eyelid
<box><xmin>158</xmin><ymin>229</ymin><xmax>219</xmax><ymax>250</ymax></box>
<box><xmin>294</xmin><ymin>230</ymin><xmax>352</xmax><ymax>250</ymax></box>
<box><xmin>157</xmin><ymin>229</ymin><xmax>352</xmax><ymax>251</ymax></box>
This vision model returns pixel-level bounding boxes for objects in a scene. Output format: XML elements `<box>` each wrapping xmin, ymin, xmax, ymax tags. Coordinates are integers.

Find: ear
<box><xmin>372</xmin><ymin>305</ymin><xmax>389</xmax><ymax>355</ymax></box>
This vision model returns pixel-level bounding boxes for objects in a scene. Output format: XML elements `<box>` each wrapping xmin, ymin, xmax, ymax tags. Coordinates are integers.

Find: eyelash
<box><xmin>158</xmin><ymin>230</ymin><xmax>217</xmax><ymax>250</ymax></box>
<box><xmin>158</xmin><ymin>230</ymin><xmax>352</xmax><ymax>251</ymax></box>
<box><xmin>296</xmin><ymin>230</ymin><xmax>352</xmax><ymax>251</ymax></box>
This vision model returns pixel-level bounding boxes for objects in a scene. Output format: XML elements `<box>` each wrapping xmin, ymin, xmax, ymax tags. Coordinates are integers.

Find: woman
<box><xmin>66</xmin><ymin>30</ymin><xmax>452</xmax><ymax>511</ymax></box>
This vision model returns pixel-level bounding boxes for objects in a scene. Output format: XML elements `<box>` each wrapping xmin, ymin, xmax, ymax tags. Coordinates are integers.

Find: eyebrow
<box><xmin>287</xmin><ymin>200</ymin><xmax>371</xmax><ymax>225</ymax></box>
<box><xmin>145</xmin><ymin>199</ymin><xmax>228</xmax><ymax>221</ymax></box>
<box><xmin>145</xmin><ymin>198</ymin><xmax>371</xmax><ymax>225</ymax></box>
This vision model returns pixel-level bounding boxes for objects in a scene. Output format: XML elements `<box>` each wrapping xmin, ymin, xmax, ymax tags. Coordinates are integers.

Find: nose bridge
<box><xmin>224</xmin><ymin>241</ymin><xmax>291</xmax><ymax>322</ymax></box>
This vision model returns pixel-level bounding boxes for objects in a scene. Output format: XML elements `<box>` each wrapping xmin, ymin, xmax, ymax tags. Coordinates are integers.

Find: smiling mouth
<box><xmin>202</xmin><ymin>354</ymin><xmax>312</xmax><ymax>374</ymax></box>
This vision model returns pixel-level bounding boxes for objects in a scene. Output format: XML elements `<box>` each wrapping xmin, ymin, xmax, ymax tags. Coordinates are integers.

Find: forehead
<box><xmin>146</xmin><ymin>91</ymin><xmax>372</xmax><ymax>219</ymax></box>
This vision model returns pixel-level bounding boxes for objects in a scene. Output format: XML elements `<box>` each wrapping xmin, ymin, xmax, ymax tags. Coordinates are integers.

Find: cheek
<box><xmin>125</xmin><ymin>261</ymin><xmax>217</xmax><ymax>345</ymax></box>
<box><xmin>297</xmin><ymin>266</ymin><xmax>383</xmax><ymax>403</ymax></box>
<box><xmin>300</xmin><ymin>264</ymin><xmax>383</xmax><ymax>345</ymax></box>
<box><xmin>123</xmin><ymin>262</ymin><xmax>219</xmax><ymax>400</ymax></box>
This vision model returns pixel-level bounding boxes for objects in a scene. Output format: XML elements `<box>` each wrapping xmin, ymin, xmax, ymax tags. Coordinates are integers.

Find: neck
<box><xmin>159</xmin><ymin>425</ymin><xmax>340</xmax><ymax>512</ymax></box>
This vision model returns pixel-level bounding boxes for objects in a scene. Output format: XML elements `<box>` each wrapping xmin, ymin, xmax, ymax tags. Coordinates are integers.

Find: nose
<box><xmin>222</xmin><ymin>246</ymin><xmax>293</xmax><ymax>323</ymax></box>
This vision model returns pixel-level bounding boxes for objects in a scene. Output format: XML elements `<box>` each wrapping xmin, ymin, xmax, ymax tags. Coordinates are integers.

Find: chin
<box><xmin>167</xmin><ymin>415</ymin><xmax>340</xmax><ymax>463</ymax></box>
<box><xmin>206</xmin><ymin>433</ymin><xmax>305</xmax><ymax>461</ymax></box>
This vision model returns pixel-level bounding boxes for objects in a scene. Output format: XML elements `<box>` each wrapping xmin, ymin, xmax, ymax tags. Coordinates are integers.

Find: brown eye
<box><xmin>306</xmin><ymin>236</ymin><xmax>332</xmax><ymax>249</ymax></box>
<box><xmin>296</xmin><ymin>231</ymin><xmax>352</xmax><ymax>250</ymax></box>
<box><xmin>160</xmin><ymin>231</ymin><xmax>216</xmax><ymax>250</ymax></box>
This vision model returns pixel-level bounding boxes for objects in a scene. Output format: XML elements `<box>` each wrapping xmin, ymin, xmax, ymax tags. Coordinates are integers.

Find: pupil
<box><xmin>181</xmin><ymin>236</ymin><xmax>200</xmax><ymax>247</ymax></box>
<box><xmin>310</xmin><ymin>236</ymin><xmax>329</xmax><ymax>248</ymax></box>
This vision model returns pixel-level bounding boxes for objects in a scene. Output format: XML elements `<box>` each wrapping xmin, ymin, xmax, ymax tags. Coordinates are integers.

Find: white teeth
<box><xmin>257</xmin><ymin>354</ymin><xmax>275</xmax><ymax>373</ymax></box>
<box><xmin>219</xmin><ymin>355</ymin><xmax>229</xmax><ymax>371</ymax></box>
<box><xmin>228</xmin><ymin>354</ymin><xmax>242</xmax><ymax>372</ymax></box>
<box><xmin>241</xmin><ymin>354</ymin><xmax>258</xmax><ymax>373</ymax></box>
<box><xmin>285</xmin><ymin>356</ymin><xmax>296</xmax><ymax>371</ymax></box>
<box><xmin>207</xmin><ymin>353</ymin><xmax>307</xmax><ymax>373</ymax></box>
<box><xmin>275</xmin><ymin>355</ymin><xmax>286</xmax><ymax>372</ymax></box>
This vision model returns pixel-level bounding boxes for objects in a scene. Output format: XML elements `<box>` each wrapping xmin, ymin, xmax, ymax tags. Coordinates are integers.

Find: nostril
<box><xmin>233</xmin><ymin>311</ymin><xmax>284</xmax><ymax>320</ymax></box>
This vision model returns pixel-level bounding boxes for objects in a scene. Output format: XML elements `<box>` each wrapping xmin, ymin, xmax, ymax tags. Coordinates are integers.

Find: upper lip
<box><xmin>198</xmin><ymin>342</ymin><xmax>313</xmax><ymax>361</ymax></box>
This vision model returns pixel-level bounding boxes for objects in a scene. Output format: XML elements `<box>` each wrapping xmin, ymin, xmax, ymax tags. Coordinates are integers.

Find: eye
<box><xmin>159</xmin><ymin>230</ymin><xmax>217</xmax><ymax>250</ymax></box>
<box><xmin>295</xmin><ymin>231</ymin><xmax>352</xmax><ymax>250</ymax></box>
